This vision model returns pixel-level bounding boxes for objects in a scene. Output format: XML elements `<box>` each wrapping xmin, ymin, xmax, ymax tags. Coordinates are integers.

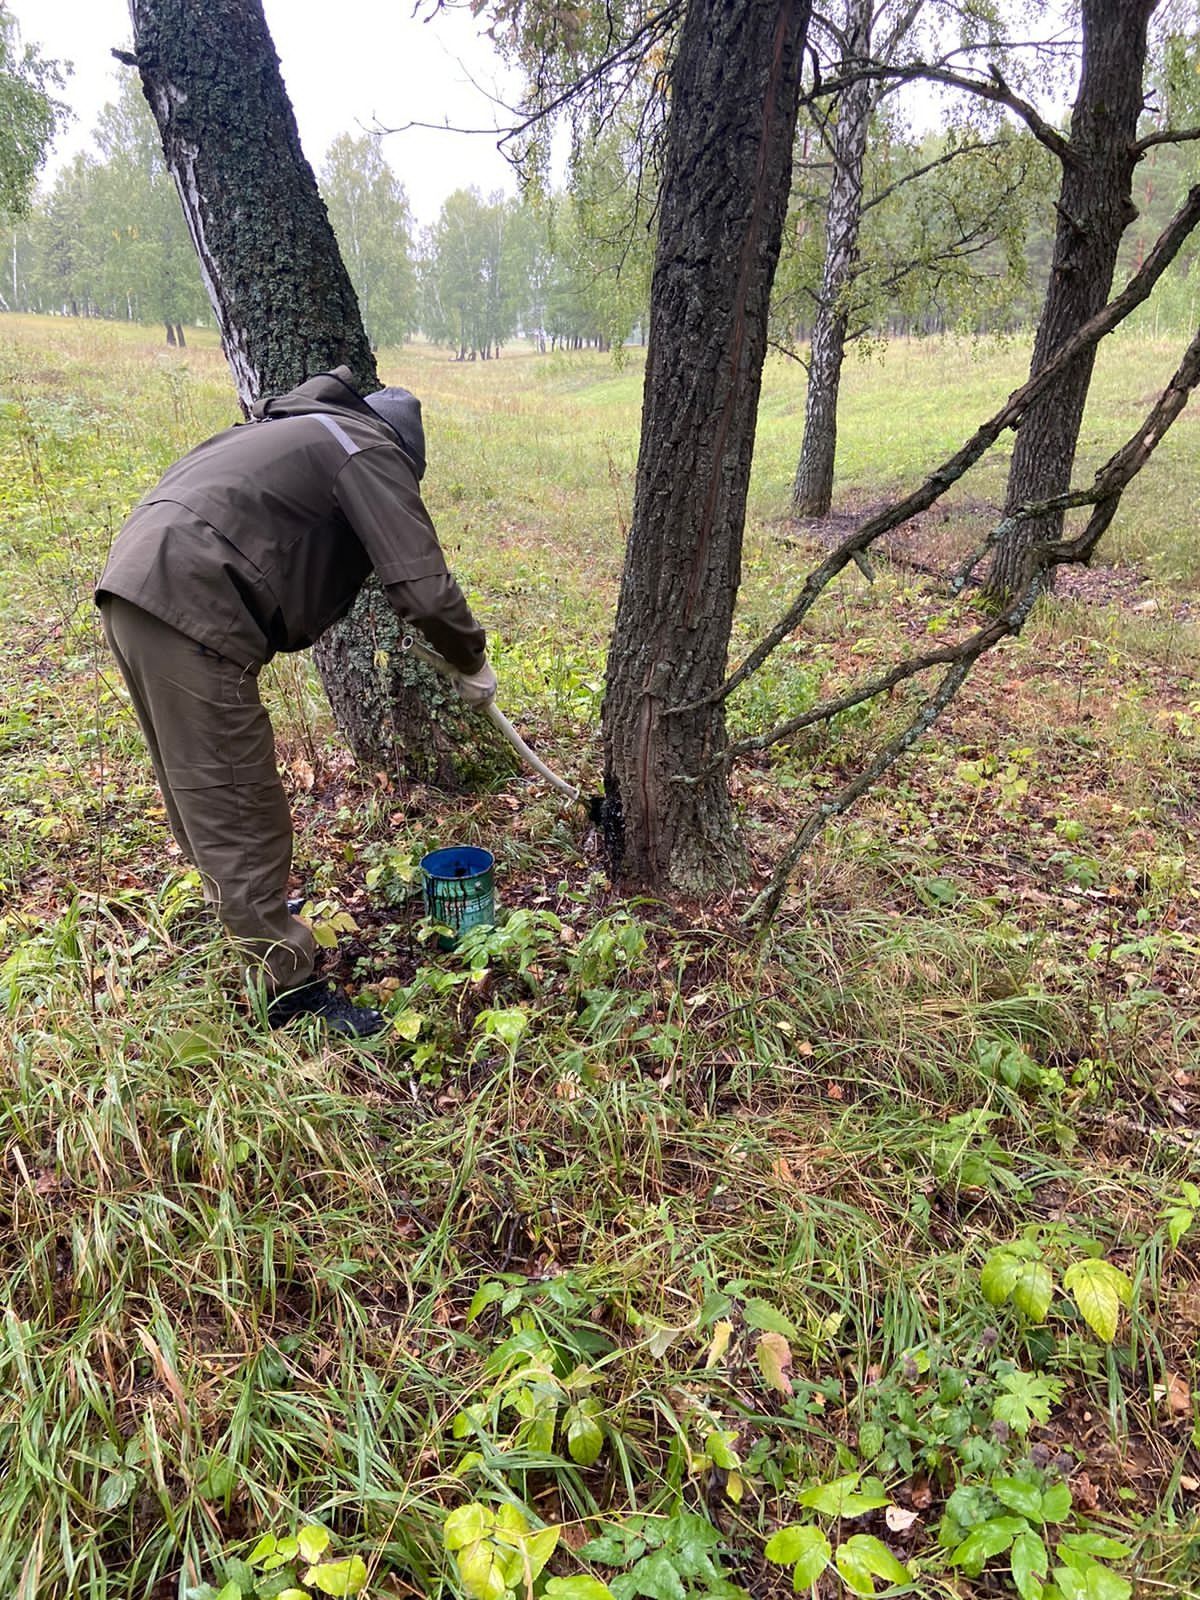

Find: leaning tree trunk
<box><xmin>990</xmin><ymin>0</ymin><xmax>1155</xmax><ymax>600</ymax></box>
<box><xmin>602</xmin><ymin>0</ymin><xmax>812</xmax><ymax>893</ymax></box>
<box><xmin>125</xmin><ymin>0</ymin><xmax>502</xmax><ymax>787</ymax></box>
<box><xmin>791</xmin><ymin>0</ymin><xmax>873</xmax><ymax>518</ymax></box>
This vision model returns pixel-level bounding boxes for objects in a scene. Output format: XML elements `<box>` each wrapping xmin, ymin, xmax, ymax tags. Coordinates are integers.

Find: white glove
<box><xmin>455</xmin><ymin>657</ymin><xmax>497</xmax><ymax>707</ymax></box>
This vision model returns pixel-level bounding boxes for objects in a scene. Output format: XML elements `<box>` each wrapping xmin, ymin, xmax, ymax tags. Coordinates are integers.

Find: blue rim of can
<box><xmin>420</xmin><ymin>846</ymin><xmax>495</xmax><ymax>880</ymax></box>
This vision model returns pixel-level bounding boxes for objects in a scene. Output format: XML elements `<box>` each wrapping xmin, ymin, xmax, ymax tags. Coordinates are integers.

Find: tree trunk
<box><xmin>126</xmin><ymin>0</ymin><xmax>492</xmax><ymax>788</ymax></box>
<box><xmin>164</xmin><ymin>321</ymin><xmax>175</xmax><ymax>345</ymax></box>
<box><xmin>990</xmin><ymin>0</ymin><xmax>1155</xmax><ymax>599</ymax></box>
<box><xmin>313</xmin><ymin>585</ymin><xmax>515</xmax><ymax>787</ymax></box>
<box><xmin>602</xmin><ymin>0</ymin><xmax>811</xmax><ymax>893</ymax></box>
<box><xmin>791</xmin><ymin>0</ymin><xmax>873</xmax><ymax>518</ymax></box>
<box><xmin>174</xmin><ymin>322</ymin><xmax>186</xmax><ymax>346</ymax></box>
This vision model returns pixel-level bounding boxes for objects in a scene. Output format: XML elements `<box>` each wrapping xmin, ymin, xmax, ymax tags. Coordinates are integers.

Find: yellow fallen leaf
<box><xmin>705</xmin><ymin>1320</ymin><xmax>733</xmax><ymax>1369</ymax></box>
<box><xmin>755</xmin><ymin>1331</ymin><xmax>793</xmax><ymax>1396</ymax></box>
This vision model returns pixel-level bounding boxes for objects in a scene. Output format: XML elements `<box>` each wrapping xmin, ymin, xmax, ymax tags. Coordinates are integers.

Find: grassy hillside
<box><xmin>0</xmin><ymin>316</ymin><xmax>1197</xmax><ymax>1600</ymax></box>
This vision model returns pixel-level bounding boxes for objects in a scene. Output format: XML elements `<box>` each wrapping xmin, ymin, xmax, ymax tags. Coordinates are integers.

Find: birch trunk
<box><xmin>791</xmin><ymin>0</ymin><xmax>873</xmax><ymax>518</ymax></box>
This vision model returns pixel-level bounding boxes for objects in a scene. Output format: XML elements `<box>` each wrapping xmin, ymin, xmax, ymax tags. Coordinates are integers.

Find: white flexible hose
<box><xmin>403</xmin><ymin>637</ymin><xmax>583</xmax><ymax>805</ymax></box>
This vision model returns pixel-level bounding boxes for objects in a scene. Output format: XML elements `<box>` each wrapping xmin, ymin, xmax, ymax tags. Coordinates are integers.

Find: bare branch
<box><xmin>737</xmin><ymin>318</ymin><xmax>1200</xmax><ymax>926</ymax></box>
<box><xmin>861</xmin><ymin>137</ymin><xmax>1002</xmax><ymax>215</ymax></box>
<box><xmin>806</xmin><ymin>59</ymin><xmax>1077</xmax><ymax>166</ymax></box>
<box><xmin>375</xmin><ymin>1</ymin><xmax>683</xmax><ymax>152</ymax></box>
<box><xmin>767</xmin><ymin>338</ymin><xmax>810</xmax><ymax>368</ymax></box>
<box><xmin>720</xmin><ymin>616</ymin><xmax>1014</xmax><ymax>767</ymax></box>
<box><xmin>744</xmin><ymin>653</ymin><xmax>981</xmax><ymax>927</ymax></box>
<box><xmin>1133</xmin><ymin>125</ymin><xmax>1200</xmax><ymax>154</ymax></box>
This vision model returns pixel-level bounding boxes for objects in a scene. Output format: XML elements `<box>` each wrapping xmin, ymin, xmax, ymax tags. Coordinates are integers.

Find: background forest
<box><xmin>9</xmin><ymin>61</ymin><xmax>1200</xmax><ymax>363</ymax></box>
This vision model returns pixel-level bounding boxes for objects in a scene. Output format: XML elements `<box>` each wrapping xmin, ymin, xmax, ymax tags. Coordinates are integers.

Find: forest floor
<box><xmin>0</xmin><ymin>318</ymin><xmax>1197</xmax><ymax>1600</ymax></box>
<box><xmin>791</xmin><ymin>500</ymin><xmax>1198</xmax><ymax>620</ymax></box>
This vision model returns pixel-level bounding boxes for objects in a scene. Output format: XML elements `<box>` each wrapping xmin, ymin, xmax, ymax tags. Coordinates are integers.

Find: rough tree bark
<box><xmin>125</xmin><ymin>0</ymin><xmax>505</xmax><ymax>787</ymax></box>
<box><xmin>990</xmin><ymin>0</ymin><xmax>1157</xmax><ymax>599</ymax></box>
<box><xmin>791</xmin><ymin>0</ymin><xmax>873</xmax><ymax>517</ymax></box>
<box><xmin>602</xmin><ymin>0</ymin><xmax>812</xmax><ymax>893</ymax></box>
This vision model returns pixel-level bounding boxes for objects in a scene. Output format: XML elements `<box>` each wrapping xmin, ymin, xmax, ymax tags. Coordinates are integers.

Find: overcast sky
<box><xmin>10</xmin><ymin>0</ymin><xmax>522</xmax><ymax>227</ymax></box>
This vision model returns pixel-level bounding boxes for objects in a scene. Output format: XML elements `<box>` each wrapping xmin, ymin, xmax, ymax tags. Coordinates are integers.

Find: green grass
<box><xmin>1</xmin><ymin>315</ymin><xmax>1198</xmax><ymax>1600</ymax></box>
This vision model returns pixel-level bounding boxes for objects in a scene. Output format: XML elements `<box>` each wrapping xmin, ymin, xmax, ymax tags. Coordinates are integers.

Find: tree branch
<box><xmin>768</xmin><ymin>338</ymin><xmax>810</xmax><ymax>368</ymax></box>
<box><xmin>860</xmin><ymin>137</ymin><xmax>1002</xmax><ymax>216</ymax></box>
<box><xmin>744</xmin><ymin>653</ymin><xmax>981</xmax><ymax>926</ymax></box>
<box><xmin>1133</xmin><ymin>125</ymin><xmax>1200</xmax><ymax>155</ymax></box>
<box><xmin>805</xmin><ymin>59</ymin><xmax>1077</xmax><ymax>167</ymax></box>
<box><xmin>376</xmin><ymin>1</ymin><xmax>683</xmax><ymax>150</ymax></box>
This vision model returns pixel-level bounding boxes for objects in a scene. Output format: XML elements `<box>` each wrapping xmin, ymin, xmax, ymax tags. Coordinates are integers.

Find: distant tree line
<box><xmin>10</xmin><ymin>51</ymin><xmax>1197</xmax><ymax>366</ymax></box>
<box><xmin>1</xmin><ymin>77</ymin><xmax>648</xmax><ymax>356</ymax></box>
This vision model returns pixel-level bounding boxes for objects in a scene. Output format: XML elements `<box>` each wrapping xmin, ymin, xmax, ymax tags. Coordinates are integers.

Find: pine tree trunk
<box><xmin>602</xmin><ymin>0</ymin><xmax>811</xmax><ymax>893</ymax></box>
<box><xmin>990</xmin><ymin>0</ymin><xmax>1154</xmax><ymax>600</ymax></box>
<box><xmin>126</xmin><ymin>0</ymin><xmax>493</xmax><ymax>788</ymax></box>
<box><xmin>791</xmin><ymin>0</ymin><xmax>873</xmax><ymax>518</ymax></box>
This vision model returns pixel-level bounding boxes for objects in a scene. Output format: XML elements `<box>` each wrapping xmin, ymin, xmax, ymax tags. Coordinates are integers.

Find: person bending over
<box><xmin>97</xmin><ymin>366</ymin><xmax>495</xmax><ymax>1038</ymax></box>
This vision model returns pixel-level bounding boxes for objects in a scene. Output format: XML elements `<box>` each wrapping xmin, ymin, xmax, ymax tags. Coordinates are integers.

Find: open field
<box><xmin>0</xmin><ymin>315</ymin><xmax>1197</xmax><ymax>1600</ymax></box>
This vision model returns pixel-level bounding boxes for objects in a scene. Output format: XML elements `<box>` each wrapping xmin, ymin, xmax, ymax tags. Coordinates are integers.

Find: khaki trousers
<box><xmin>100</xmin><ymin>595</ymin><xmax>316</xmax><ymax>996</ymax></box>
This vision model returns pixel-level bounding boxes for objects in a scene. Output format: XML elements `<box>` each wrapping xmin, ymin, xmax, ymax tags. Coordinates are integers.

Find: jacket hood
<box><xmin>363</xmin><ymin>387</ymin><xmax>425</xmax><ymax>479</ymax></box>
<box><xmin>251</xmin><ymin>366</ymin><xmax>426</xmax><ymax>478</ymax></box>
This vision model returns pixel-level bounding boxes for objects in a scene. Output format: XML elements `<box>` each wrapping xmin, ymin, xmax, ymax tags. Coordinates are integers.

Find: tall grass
<box><xmin>0</xmin><ymin>315</ymin><xmax>1197</xmax><ymax>1599</ymax></box>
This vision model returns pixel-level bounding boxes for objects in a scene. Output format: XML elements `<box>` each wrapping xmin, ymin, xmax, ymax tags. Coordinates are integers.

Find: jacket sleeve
<box><xmin>384</xmin><ymin>572</ymin><xmax>486</xmax><ymax>675</ymax></box>
<box><xmin>334</xmin><ymin>445</ymin><xmax>487</xmax><ymax>674</ymax></box>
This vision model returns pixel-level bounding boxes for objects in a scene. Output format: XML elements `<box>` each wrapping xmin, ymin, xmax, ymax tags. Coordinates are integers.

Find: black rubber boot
<box><xmin>267</xmin><ymin>979</ymin><xmax>387</xmax><ymax>1039</ymax></box>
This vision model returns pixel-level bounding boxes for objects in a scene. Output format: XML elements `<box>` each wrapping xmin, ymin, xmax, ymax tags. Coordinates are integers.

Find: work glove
<box><xmin>455</xmin><ymin>657</ymin><xmax>497</xmax><ymax>708</ymax></box>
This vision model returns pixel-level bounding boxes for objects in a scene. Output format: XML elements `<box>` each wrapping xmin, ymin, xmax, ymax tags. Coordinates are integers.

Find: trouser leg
<box><xmin>99</xmin><ymin>596</ymin><xmax>316</xmax><ymax>995</ymax></box>
<box><xmin>99</xmin><ymin>599</ymin><xmax>199</xmax><ymax>861</ymax></box>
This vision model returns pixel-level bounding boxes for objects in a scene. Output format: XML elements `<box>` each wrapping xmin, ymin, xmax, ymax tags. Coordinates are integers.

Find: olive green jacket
<box><xmin>97</xmin><ymin>367</ymin><xmax>486</xmax><ymax>673</ymax></box>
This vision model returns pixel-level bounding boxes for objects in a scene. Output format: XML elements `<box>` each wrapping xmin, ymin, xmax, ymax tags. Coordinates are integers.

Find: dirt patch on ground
<box><xmin>785</xmin><ymin>500</ymin><xmax>1196</xmax><ymax>621</ymax></box>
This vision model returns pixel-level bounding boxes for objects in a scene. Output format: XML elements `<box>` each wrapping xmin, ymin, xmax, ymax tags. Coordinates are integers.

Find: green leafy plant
<box><xmin>452</xmin><ymin>1316</ymin><xmax>610</xmax><ymax>1470</ymax></box>
<box><xmin>566</xmin><ymin>913</ymin><xmax>647</xmax><ymax>991</ymax></box>
<box><xmin>293</xmin><ymin>896</ymin><xmax>360</xmax><ymax>952</ymax></box>
<box><xmin>938</xmin><ymin>1474</ymin><xmax>1132</xmax><ymax>1600</ymax></box>
<box><xmin>764</xmin><ymin>1475</ymin><xmax>909</xmax><ymax>1597</ymax></box>
<box><xmin>188</xmin><ymin>1524</ymin><xmax>368</xmax><ymax>1600</ymax></box>
<box><xmin>580</xmin><ymin>1509</ymin><xmax>745</xmax><ymax>1600</ymax></box>
<box><xmin>928</xmin><ymin>1110</ymin><xmax>1028</xmax><ymax>1195</ymax></box>
<box><xmin>973</xmin><ymin>1039</ymin><xmax>1065</xmax><ymax>1099</ymax></box>
<box><xmin>981</xmin><ymin>1237</ymin><xmax>1133</xmax><ymax>1343</ymax></box>
<box><xmin>443</xmin><ymin>1502</ymin><xmax>563</xmax><ymax>1600</ymax></box>
<box><xmin>362</xmin><ymin>842</ymin><xmax>421</xmax><ymax>902</ymax></box>
<box><xmin>1160</xmin><ymin>1181</ymin><xmax>1199</xmax><ymax>1248</ymax></box>
<box><xmin>855</xmin><ymin>1345</ymin><xmax>1060</xmax><ymax>1480</ymax></box>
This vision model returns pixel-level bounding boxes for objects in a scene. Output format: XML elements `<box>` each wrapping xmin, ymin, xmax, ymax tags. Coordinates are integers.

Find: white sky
<box><xmin>10</xmin><ymin>0</ymin><xmax>522</xmax><ymax>227</ymax></box>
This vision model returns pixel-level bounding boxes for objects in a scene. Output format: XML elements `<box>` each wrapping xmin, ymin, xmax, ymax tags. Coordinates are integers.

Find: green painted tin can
<box><xmin>420</xmin><ymin>846</ymin><xmax>496</xmax><ymax>947</ymax></box>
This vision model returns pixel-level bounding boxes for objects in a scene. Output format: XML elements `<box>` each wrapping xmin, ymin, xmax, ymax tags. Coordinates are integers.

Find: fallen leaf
<box><xmin>825</xmin><ymin>1081</ymin><xmax>845</xmax><ymax>1101</ymax></box>
<box><xmin>705</xmin><ymin>1320</ymin><xmax>734</xmax><ymax>1369</ymax></box>
<box><xmin>885</xmin><ymin>1506</ymin><xmax>920</xmax><ymax>1534</ymax></box>
<box><xmin>908</xmin><ymin>1478</ymin><xmax>934</xmax><ymax>1510</ymax></box>
<box><xmin>1153</xmin><ymin>1373</ymin><xmax>1191</xmax><ymax>1417</ymax></box>
<box><xmin>755</xmin><ymin>1331</ymin><xmax>794</xmax><ymax>1396</ymax></box>
<box><xmin>770</xmin><ymin>1156</ymin><xmax>794</xmax><ymax>1183</ymax></box>
<box><xmin>1069</xmin><ymin>1473</ymin><xmax>1099</xmax><ymax>1513</ymax></box>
